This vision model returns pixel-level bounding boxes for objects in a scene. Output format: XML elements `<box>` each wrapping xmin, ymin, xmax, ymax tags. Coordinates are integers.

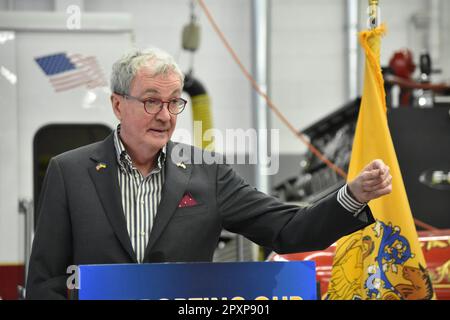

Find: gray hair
<box><xmin>110</xmin><ymin>47</ymin><xmax>184</xmax><ymax>95</ymax></box>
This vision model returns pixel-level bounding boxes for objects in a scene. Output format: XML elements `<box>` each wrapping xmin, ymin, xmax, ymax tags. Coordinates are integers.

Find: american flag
<box><xmin>34</xmin><ymin>52</ymin><xmax>108</xmax><ymax>92</ymax></box>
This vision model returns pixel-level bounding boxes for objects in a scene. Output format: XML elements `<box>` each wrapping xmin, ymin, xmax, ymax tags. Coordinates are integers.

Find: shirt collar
<box><xmin>113</xmin><ymin>124</ymin><xmax>166</xmax><ymax>174</ymax></box>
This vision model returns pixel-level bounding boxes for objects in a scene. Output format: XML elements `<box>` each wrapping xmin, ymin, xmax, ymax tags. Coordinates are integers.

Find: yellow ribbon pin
<box><xmin>96</xmin><ymin>163</ymin><xmax>107</xmax><ymax>171</ymax></box>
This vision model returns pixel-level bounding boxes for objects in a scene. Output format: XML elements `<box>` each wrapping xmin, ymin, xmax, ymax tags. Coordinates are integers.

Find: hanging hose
<box><xmin>180</xmin><ymin>1</ymin><xmax>214</xmax><ymax>151</ymax></box>
<box><xmin>183</xmin><ymin>73</ymin><xmax>214</xmax><ymax>151</ymax></box>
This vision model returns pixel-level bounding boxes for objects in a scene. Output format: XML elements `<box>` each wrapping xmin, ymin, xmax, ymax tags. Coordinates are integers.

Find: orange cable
<box><xmin>196</xmin><ymin>0</ymin><xmax>348</xmax><ymax>179</ymax></box>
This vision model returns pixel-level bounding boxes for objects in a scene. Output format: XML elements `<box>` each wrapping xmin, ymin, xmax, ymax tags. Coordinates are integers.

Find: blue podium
<box><xmin>76</xmin><ymin>261</ymin><xmax>316</xmax><ymax>300</ymax></box>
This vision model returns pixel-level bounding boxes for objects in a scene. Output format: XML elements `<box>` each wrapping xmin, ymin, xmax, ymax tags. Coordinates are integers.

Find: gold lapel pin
<box><xmin>176</xmin><ymin>162</ymin><xmax>186</xmax><ymax>169</ymax></box>
<box><xmin>96</xmin><ymin>163</ymin><xmax>107</xmax><ymax>171</ymax></box>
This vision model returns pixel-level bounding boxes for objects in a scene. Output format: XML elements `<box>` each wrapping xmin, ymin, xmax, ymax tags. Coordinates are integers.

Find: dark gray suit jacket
<box><xmin>26</xmin><ymin>133</ymin><xmax>374</xmax><ymax>299</ymax></box>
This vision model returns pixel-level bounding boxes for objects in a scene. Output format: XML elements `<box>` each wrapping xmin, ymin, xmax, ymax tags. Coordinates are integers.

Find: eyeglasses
<box><xmin>116</xmin><ymin>93</ymin><xmax>187</xmax><ymax>115</ymax></box>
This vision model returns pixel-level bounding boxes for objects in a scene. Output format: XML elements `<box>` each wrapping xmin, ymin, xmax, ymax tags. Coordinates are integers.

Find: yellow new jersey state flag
<box><xmin>326</xmin><ymin>25</ymin><xmax>435</xmax><ymax>300</ymax></box>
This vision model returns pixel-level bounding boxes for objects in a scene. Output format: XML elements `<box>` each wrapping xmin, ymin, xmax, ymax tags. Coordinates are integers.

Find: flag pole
<box><xmin>369</xmin><ymin>0</ymin><xmax>379</xmax><ymax>30</ymax></box>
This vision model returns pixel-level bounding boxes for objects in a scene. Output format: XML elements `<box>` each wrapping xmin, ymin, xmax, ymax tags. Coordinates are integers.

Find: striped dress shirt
<box><xmin>337</xmin><ymin>184</ymin><xmax>367</xmax><ymax>216</ymax></box>
<box><xmin>113</xmin><ymin>127</ymin><xmax>165</xmax><ymax>263</ymax></box>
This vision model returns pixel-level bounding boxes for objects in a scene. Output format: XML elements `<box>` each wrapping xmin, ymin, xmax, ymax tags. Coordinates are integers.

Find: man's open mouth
<box><xmin>148</xmin><ymin>128</ymin><xmax>167</xmax><ymax>132</ymax></box>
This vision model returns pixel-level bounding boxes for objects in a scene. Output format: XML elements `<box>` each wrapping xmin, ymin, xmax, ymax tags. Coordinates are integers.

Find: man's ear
<box><xmin>111</xmin><ymin>93</ymin><xmax>122</xmax><ymax>121</ymax></box>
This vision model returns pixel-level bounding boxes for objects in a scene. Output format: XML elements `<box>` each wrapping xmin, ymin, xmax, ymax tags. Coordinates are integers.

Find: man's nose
<box><xmin>155</xmin><ymin>103</ymin><xmax>171</xmax><ymax>121</ymax></box>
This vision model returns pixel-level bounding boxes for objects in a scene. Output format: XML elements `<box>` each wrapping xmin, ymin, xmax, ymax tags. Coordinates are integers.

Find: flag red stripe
<box><xmin>50</xmin><ymin>75</ymin><xmax>88</xmax><ymax>86</ymax></box>
<box><xmin>50</xmin><ymin>71</ymin><xmax>87</xmax><ymax>82</ymax></box>
<box><xmin>53</xmin><ymin>81</ymin><xmax>85</xmax><ymax>92</ymax></box>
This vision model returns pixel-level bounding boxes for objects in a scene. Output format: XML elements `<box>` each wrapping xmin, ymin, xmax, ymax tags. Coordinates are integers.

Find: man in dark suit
<box><xmin>26</xmin><ymin>48</ymin><xmax>392</xmax><ymax>299</ymax></box>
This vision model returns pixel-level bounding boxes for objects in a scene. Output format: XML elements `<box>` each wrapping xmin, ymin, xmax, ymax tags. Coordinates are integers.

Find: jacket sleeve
<box><xmin>26</xmin><ymin>158</ymin><xmax>73</xmax><ymax>300</ymax></box>
<box><xmin>216</xmin><ymin>163</ymin><xmax>375</xmax><ymax>254</ymax></box>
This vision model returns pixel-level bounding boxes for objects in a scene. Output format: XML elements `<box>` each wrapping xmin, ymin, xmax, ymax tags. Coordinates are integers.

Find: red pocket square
<box><xmin>178</xmin><ymin>193</ymin><xmax>198</xmax><ymax>208</ymax></box>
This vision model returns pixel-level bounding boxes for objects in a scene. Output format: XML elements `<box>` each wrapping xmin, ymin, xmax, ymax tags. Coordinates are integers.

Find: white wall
<box><xmin>0</xmin><ymin>31</ymin><xmax>20</xmax><ymax>263</ymax></box>
<box><xmin>1</xmin><ymin>0</ymin><xmax>53</xmax><ymax>11</ymax></box>
<box><xmin>270</xmin><ymin>0</ymin><xmax>347</xmax><ymax>154</ymax></box>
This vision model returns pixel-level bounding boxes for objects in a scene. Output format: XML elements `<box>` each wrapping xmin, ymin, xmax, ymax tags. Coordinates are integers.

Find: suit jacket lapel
<box><xmin>144</xmin><ymin>141</ymin><xmax>192</xmax><ymax>259</ymax></box>
<box><xmin>88</xmin><ymin>133</ymin><xmax>137</xmax><ymax>263</ymax></box>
